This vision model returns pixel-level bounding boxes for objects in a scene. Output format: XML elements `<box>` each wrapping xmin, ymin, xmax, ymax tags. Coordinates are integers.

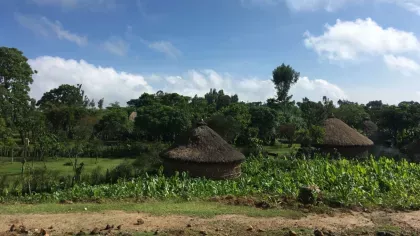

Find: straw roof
<box><xmin>322</xmin><ymin>118</ymin><xmax>374</xmax><ymax>147</ymax></box>
<box><xmin>160</xmin><ymin>121</ymin><xmax>245</xmax><ymax>163</ymax></box>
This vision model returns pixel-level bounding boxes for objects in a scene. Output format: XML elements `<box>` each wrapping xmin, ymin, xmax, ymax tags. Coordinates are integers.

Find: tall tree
<box><xmin>272</xmin><ymin>64</ymin><xmax>300</xmax><ymax>104</ymax></box>
<box><xmin>0</xmin><ymin>47</ymin><xmax>36</xmax><ymax>132</ymax></box>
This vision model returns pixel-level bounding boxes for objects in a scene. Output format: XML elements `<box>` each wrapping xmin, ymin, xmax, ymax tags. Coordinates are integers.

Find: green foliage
<box><xmin>296</xmin><ymin>125</ymin><xmax>325</xmax><ymax>147</ymax></box>
<box><xmin>335</xmin><ymin>100</ymin><xmax>369</xmax><ymax>130</ymax></box>
<box><xmin>36</xmin><ymin>84</ymin><xmax>85</xmax><ymax>109</ymax></box>
<box><xmin>94</xmin><ymin>107</ymin><xmax>132</xmax><ymax>141</ymax></box>
<box><xmin>3</xmin><ymin>156</ymin><xmax>420</xmax><ymax>210</ymax></box>
<box><xmin>272</xmin><ymin>64</ymin><xmax>300</xmax><ymax>104</ymax></box>
<box><xmin>135</xmin><ymin>103</ymin><xmax>191</xmax><ymax>142</ymax></box>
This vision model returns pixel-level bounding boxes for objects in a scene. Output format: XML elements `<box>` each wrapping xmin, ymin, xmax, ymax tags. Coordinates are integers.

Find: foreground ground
<box><xmin>0</xmin><ymin>201</ymin><xmax>419</xmax><ymax>236</ymax></box>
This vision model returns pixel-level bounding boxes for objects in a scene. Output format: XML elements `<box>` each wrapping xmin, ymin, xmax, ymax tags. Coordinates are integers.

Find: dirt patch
<box><xmin>1</xmin><ymin>207</ymin><xmax>420</xmax><ymax>235</ymax></box>
<box><xmin>0</xmin><ymin>210</ymin><xmax>392</xmax><ymax>236</ymax></box>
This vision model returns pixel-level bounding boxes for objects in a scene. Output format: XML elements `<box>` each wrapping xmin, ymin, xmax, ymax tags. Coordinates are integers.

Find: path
<box><xmin>1</xmin><ymin>210</ymin><xmax>420</xmax><ymax>235</ymax></box>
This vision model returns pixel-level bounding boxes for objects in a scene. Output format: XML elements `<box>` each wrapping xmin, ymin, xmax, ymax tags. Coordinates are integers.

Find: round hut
<box><xmin>315</xmin><ymin>117</ymin><xmax>374</xmax><ymax>158</ymax></box>
<box><xmin>159</xmin><ymin>121</ymin><xmax>245</xmax><ymax>179</ymax></box>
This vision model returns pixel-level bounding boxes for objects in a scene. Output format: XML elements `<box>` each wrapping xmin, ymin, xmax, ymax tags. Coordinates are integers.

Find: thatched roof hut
<box><xmin>160</xmin><ymin>121</ymin><xmax>245</xmax><ymax>179</ymax></box>
<box><xmin>316</xmin><ymin>117</ymin><xmax>374</xmax><ymax>158</ymax></box>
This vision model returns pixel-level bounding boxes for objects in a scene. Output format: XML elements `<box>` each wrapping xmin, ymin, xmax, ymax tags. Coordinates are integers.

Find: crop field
<box><xmin>1</xmin><ymin>154</ymin><xmax>419</xmax><ymax>211</ymax></box>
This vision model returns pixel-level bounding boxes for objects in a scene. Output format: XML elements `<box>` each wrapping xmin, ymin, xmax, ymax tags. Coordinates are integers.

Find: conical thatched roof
<box><xmin>322</xmin><ymin>118</ymin><xmax>374</xmax><ymax>147</ymax></box>
<box><xmin>160</xmin><ymin>121</ymin><xmax>245</xmax><ymax>163</ymax></box>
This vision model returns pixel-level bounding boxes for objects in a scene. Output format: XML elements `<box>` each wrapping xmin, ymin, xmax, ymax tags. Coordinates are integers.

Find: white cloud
<box><xmin>28</xmin><ymin>56</ymin><xmax>346</xmax><ymax>105</ymax></box>
<box><xmin>15</xmin><ymin>13</ymin><xmax>87</xmax><ymax>46</ymax></box>
<box><xmin>241</xmin><ymin>0</ymin><xmax>420</xmax><ymax>15</ymax></box>
<box><xmin>30</xmin><ymin>0</ymin><xmax>116</xmax><ymax>11</ymax></box>
<box><xmin>304</xmin><ymin>18</ymin><xmax>420</xmax><ymax>61</ymax></box>
<box><xmin>383</xmin><ymin>54</ymin><xmax>420</xmax><ymax>76</ymax></box>
<box><xmin>102</xmin><ymin>37</ymin><xmax>129</xmax><ymax>56</ymax></box>
<box><xmin>29</xmin><ymin>56</ymin><xmax>153</xmax><ymax>105</ymax></box>
<box><xmin>284</xmin><ymin>0</ymin><xmax>357</xmax><ymax>12</ymax></box>
<box><xmin>148</xmin><ymin>41</ymin><xmax>182</xmax><ymax>59</ymax></box>
<box><xmin>291</xmin><ymin>77</ymin><xmax>347</xmax><ymax>101</ymax></box>
<box><xmin>383</xmin><ymin>0</ymin><xmax>420</xmax><ymax>15</ymax></box>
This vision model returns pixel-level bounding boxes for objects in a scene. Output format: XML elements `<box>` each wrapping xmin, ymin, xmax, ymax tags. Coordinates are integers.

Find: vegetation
<box><xmin>3</xmin><ymin>46</ymin><xmax>420</xmax><ymax>214</ymax></box>
<box><xmin>1</xmin><ymin>155</ymin><xmax>420</xmax><ymax>211</ymax></box>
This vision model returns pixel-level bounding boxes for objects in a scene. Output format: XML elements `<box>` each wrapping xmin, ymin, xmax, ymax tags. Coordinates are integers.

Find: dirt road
<box><xmin>1</xmin><ymin>209</ymin><xmax>420</xmax><ymax>235</ymax></box>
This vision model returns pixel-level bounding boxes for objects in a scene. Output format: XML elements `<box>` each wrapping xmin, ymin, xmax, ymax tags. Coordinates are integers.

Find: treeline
<box><xmin>1</xmin><ymin>46</ymin><xmax>420</xmax><ymax>160</ymax></box>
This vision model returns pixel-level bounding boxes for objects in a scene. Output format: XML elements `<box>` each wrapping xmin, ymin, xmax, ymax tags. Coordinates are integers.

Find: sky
<box><xmin>1</xmin><ymin>0</ymin><xmax>420</xmax><ymax>105</ymax></box>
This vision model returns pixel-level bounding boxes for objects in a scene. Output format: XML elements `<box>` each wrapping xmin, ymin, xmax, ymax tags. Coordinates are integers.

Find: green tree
<box><xmin>95</xmin><ymin>108</ymin><xmax>132</xmax><ymax>141</ymax></box>
<box><xmin>272</xmin><ymin>64</ymin><xmax>300</xmax><ymax>104</ymax></box>
<box><xmin>135</xmin><ymin>103</ymin><xmax>191</xmax><ymax>142</ymax></box>
<box><xmin>36</xmin><ymin>84</ymin><xmax>84</xmax><ymax>109</ymax></box>
<box><xmin>0</xmin><ymin>47</ymin><xmax>36</xmax><ymax>143</ymax></box>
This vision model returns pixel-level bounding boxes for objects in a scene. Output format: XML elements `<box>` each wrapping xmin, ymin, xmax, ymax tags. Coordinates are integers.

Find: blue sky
<box><xmin>1</xmin><ymin>0</ymin><xmax>420</xmax><ymax>105</ymax></box>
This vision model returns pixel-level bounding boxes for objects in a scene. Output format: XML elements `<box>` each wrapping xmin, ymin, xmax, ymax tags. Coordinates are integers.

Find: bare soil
<box><xmin>1</xmin><ymin>210</ymin><xmax>420</xmax><ymax>235</ymax></box>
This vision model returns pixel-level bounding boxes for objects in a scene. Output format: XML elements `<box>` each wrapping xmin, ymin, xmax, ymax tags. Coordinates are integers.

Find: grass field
<box><xmin>0</xmin><ymin>157</ymin><xmax>128</xmax><ymax>176</ymax></box>
<box><xmin>0</xmin><ymin>200</ymin><xmax>303</xmax><ymax>218</ymax></box>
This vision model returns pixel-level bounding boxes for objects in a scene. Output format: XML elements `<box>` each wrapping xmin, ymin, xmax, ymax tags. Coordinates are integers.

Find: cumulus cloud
<box><xmin>291</xmin><ymin>77</ymin><xmax>347</xmax><ymax>101</ymax></box>
<box><xmin>102</xmin><ymin>37</ymin><xmax>129</xmax><ymax>56</ymax></box>
<box><xmin>148</xmin><ymin>41</ymin><xmax>182</xmax><ymax>59</ymax></box>
<box><xmin>304</xmin><ymin>18</ymin><xmax>420</xmax><ymax>61</ymax></box>
<box><xmin>28</xmin><ymin>56</ymin><xmax>153</xmax><ymax>104</ymax></box>
<box><xmin>383</xmin><ymin>54</ymin><xmax>420</xmax><ymax>76</ymax></box>
<box><xmin>30</xmin><ymin>0</ymin><xmax>116</xmax><ymax>11</ymax></box>
<box><xmin>14</xmin><ymin>13</ymin><xmax>87</xmax><ymax>46</ymax></box>
<box><xmin>27</xmin><ymin>56</ymin><xmax>346</xmax><ymax>105</ymax></box>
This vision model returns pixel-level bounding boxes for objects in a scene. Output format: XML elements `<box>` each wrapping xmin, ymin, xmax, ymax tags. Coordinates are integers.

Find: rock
<box><xmin>215</xmin><ymin>228</ymin><xmax>223</xmax><ymax>231</ymax></box>
<box><xmin>289</xmin><ymin>230</ymin><xmax>297</xmax><ymax>236</ymax></box>
<box><xmin>76</xmin><ymin>230</ymin><xmax>87</xmax><ymax>236</ymax></box>
<box><xmin>18</xmin><ymin>225</ymin><xmax>28</xmax><ymax>234</ymax></box>
<box><xmin>376</xmin><ymin>232</ymin><xmax>394</xmax><ymax>236</ymax></box>
<box><xmin>247</xmin><ymin>225</ymin><xmax>254</xmax><ymax>231</ymax></box>
<box><xmin>298</xmin><ymin>186</ymin><xmax>318</xmax><ymax>205</ymax></box>
<box><xmin>90</xmin><ymin>227</ymin><xmax>100</xmax><ymax>235</ymax></box>
<box><xmin>41</xmin><ymin>228</ymin><xmax>49</xmax><ymax>236</ymax></box>
<box><xmin>199</xmin><ymin>230</ymin><xmax>207</xmax><ymax>235</ymax></box>
<box><xmin>255</xmin><ymin>201</ymin><xmax>271</xmax><ymax>209</ymax></box>
<box><xmin>257</xmin><ymin>229</ymin><xmax>265</xmax><ymax>232</ymax></box>
<box><xmin>314</xmin><ymin>229</ymin><xmax>324</xmax><ymax>236</ymax></box>
<box><xmin>117</xmin><ymin>225</ymin><xmax>122</xmax><ymax>230</ymax></box>
<box><xmin>324</xmin><ymin>230</ymin><xmax>335</xmax><ymax>236</ymax></box>
<box><xmin>136</xmin><ymin>219</ymin><xmax>145</xmax><ymax>225</ymax></box>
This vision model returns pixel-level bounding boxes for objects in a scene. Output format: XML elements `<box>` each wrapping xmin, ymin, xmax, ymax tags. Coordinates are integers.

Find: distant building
<box><xmin>159</xmin><ymin>121</ymin><xmax>245</xmax><ymax>179</ymax></box>
<box><xmin>129</xmin><ymin>111</ymin><xmax>137</xmax><ymax>122</ymax></box>
<box><xmin>315</xmin><ymin>117</ymin><xmax>374</xmax><ymax>158</ymax></box>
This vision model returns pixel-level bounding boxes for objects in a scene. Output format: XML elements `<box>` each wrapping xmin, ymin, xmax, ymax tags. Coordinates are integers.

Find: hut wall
<box><xmin>315</xmin><ymin>145</ymin><xmax>372</xmax><ymax>158</ymax></box>
<box><xmin>163</xmin><ymin>159</ymin><xmax>242</xmax><ymax>180</ymax></box>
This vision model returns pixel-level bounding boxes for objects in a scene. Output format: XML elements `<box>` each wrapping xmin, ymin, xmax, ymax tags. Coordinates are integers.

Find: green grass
<box><xmin>263</xmin><ymin>143</ymin><xmax>300</xmax><ymax>156</ymax></box>
<box><xmin>0</xmin><ymin>157</ymin><xmax>128</xmax><ymax>176</ymax></box>
<box><xmin>0</xmin><ymin>200</ymin><xmax>304</xmax><ymax>218</ymax></box>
